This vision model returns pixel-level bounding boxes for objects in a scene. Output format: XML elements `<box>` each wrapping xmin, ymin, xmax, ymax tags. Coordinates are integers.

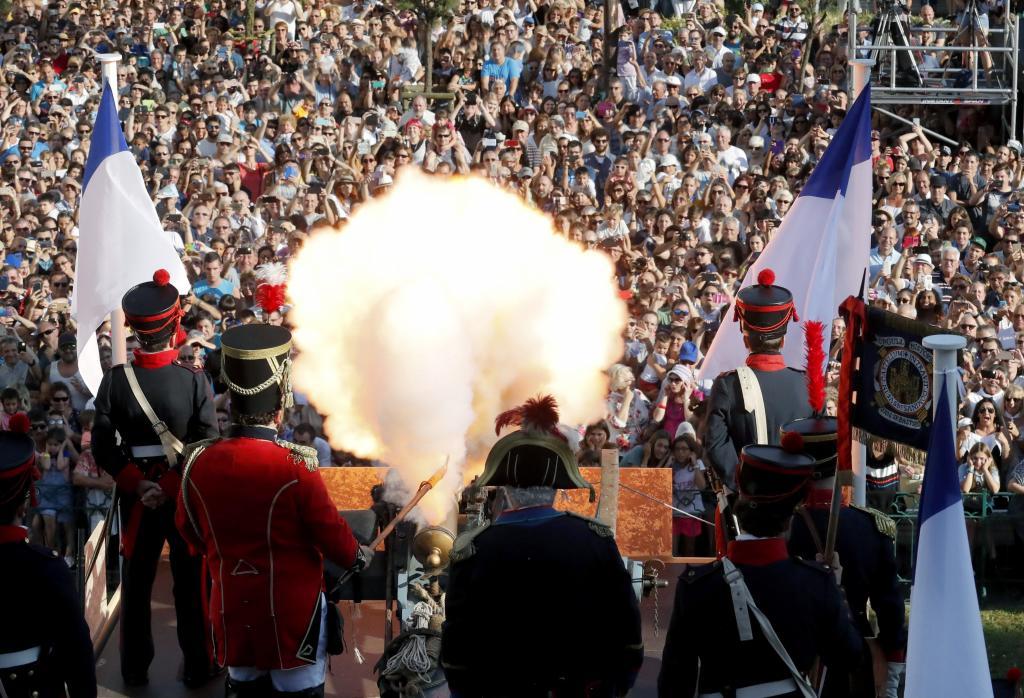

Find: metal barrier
<box><xmin>886</xmin><ymin>491</ymin><xmax>1024</xmax><ymax>599</ymax></box>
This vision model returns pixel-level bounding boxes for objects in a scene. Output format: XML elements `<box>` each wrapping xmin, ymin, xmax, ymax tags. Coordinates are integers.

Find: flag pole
<box><xmin>96</xmin><ymin>53</ymin><xmax>128</xmax><ymax>368</ymax></box>
<box><xmin>923</xmin><ymin>335</ymin><xmax>966</xmax><ymax>430</ymax></box>
<box><xmin>848</xmin><ymin>59</ymin><xmax>873</xmax><ymax>506</ymax></box>
<box><xmin>850</xmin><ymin>58</ymin><xmax>874</xmax><ymax>101</ymax></box>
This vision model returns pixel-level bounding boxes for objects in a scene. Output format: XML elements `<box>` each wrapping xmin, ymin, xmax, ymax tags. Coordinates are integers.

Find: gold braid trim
<box><xmin>180</xmin><ymin>438</ymin><xmax>221</xmax><ymax>539</ymax></box>
<box><xmin>222</xmin><ymin>341</ymin><xmax>292</xmax><ymax>360</ymax></box>
<box><xmin>852</xmin><ymin>505</ymin><xmax>897</xmax><ymax>539</ymax></box>
<box><xmin>565</xmin><ymin>511</ymin><xmax>614</xmax><ymax>538</ymax></box>
<box><xmin>276</xmin><ymin>438</ymin><xmax>318</xmax><ymax>472</ymax></box>
<box><xmin>222</xmin><ymin>356</ymin><xmax>295</xmax><ymax>409</ymax></box>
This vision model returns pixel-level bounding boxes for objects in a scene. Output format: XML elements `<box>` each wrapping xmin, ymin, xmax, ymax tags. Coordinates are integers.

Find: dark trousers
<box><xmin>120</xmin><ymin>498</ymin><xmax>209</xmax><ymax>679</ymax></box>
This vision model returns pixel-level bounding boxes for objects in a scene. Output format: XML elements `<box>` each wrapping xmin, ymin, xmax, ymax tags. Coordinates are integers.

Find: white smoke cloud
<box><xmin>288</xmin><ymin>173</ymin><xmax>626</xmax><ymax>523</ymax></box>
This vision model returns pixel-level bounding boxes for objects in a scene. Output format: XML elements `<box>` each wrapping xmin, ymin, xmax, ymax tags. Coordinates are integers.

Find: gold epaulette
<box><xmin>276</xmin><ymin>438</ymin><xmax>319</xmax><ymax>472</ymax></box>
<box><xmin>851</xmin><ymin>505</ymin><xmax>897</xmax><ymax>539</ymax></box>
<box><xmin>565</xmin><ymin>511</ymin><xmax>615</xmax><ymax>538</ymax></box>
<box><xmin>449</xmin><ymin>521</ymin><xmax>490</xmax><ymax>563</ymax></box>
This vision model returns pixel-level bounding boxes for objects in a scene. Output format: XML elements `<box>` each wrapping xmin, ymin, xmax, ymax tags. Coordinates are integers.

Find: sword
<box><xmin>618</xmin><ymin>481</ymin><xmax>715</xmax><ymax>526</ymax></box>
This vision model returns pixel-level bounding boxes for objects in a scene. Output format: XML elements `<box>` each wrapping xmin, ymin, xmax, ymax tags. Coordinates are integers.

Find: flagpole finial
<box><xmin>96</xmin><ymin>53</ymin><xmax>123</xmax><ymax>91</ymax></box>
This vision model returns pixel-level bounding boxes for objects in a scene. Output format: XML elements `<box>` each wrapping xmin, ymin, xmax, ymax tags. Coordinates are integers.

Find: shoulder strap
<box><xmin>720</xmin><ymin>557</ymin><xmax>817</xmax><ymax>698</ymax></box>
<box><xmin>123</xmin><ymin>363</ymin><xmax>185</xmax><ymax>466</ymax></box>
<box><xmin>796</xmin><ymin>505</ymin><xmax>825</xmax><ymax>555</ymax></box>
<box><xmin>736</xmin><ymin>366</ymin><xmax>768</xmax><ymax>445</ymax></box>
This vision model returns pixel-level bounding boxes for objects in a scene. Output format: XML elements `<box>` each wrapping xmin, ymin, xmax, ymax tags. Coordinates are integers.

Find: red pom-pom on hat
<box><xmin>757</xmin><ymin>268</ymin><xmax>776</xmax><ymax>286</ymax></box>
<box><xmin>1007</xmin><ymin>667</ymin><xmax>1022</xmax><ymax>684</ymax></box>
<box><xmin>780</xmin><ymin>431</ymin><xmax>804</xmax><ymax>454</ymax></box>
<box><xmin>153</xmin><ymin>269</ymin><xmax>171</xmax><ymax>286</ymax></box>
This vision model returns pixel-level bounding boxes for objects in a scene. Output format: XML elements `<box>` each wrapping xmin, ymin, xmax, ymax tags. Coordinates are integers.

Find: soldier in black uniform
<box><xmin>704</xmin><ymin>269</ymin><xmax>814</xmax><ymax>488</ymax></box>
<box><xmin>92</xmin><ymin>269</ymin><xmax>218</xmax><ymax>687</ymax></box>
<box><xmin>658</xmin><ymin>438</ymin><xmax>863</xmax><ymax>698</ymax></box>
<box><xmin>784</xmin><ymin>417</ymin><xmax>906</xmax><ymax>697</ymax></box>
<box><xmin>441</xmin><ymin>396</ymin><xmax>643</xmax><ymax>697</ymax></box>
<box><xmin>0</xmin><ymin>429</ymin><xmax>96</xmax><ymax>698</ymax></box>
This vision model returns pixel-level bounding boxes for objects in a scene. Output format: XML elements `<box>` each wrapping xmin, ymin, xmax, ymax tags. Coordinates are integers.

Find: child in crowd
<box><xmin>32</xmin><ymin>426</ymin><xmax>78</xmax><ymax>567</ymax></box>
<box><xmin>669</xmin><ymin>433</ymin><xmax>706</xmax><ymax>557</ymax></box>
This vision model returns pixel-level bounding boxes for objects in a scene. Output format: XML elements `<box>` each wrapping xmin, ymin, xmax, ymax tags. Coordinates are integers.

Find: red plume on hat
<box><xmin>803</xmin><ymin>320</ymin><xmax>827</xmax><ymax>415</ymax></box>
<box><xmin>494</xmin><ymin>395</ymin><xmax>566</xmax><ymax>441</ymax></box>
<box><xmin>255</xmin><ymin>262</ymin><xmax>288</xmax><ymax>315</ymax></box>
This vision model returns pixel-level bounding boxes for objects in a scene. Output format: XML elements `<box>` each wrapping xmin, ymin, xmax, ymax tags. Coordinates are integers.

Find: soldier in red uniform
<box><xmin>176</xmin><ymin>324</ymin><xmax>363</xmax><ymax>698</ymax></box>
<box><xmin>92</xmin><ymin>269</ymin><xmax>217</xmax><ymax>688</ymax></box>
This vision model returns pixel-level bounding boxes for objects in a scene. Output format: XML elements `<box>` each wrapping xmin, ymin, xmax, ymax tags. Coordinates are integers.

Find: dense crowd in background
<box><xmin>0</xmin><ymin>0</ymin><xmax>1023</xmax><ymax>568</ymax></box>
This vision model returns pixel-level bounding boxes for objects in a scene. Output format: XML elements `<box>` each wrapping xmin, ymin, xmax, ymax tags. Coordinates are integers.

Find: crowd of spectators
<box><xmin>0</xmin><ymin>0</ymin><xmax>1022</xmax><ymax>566</ymax></box>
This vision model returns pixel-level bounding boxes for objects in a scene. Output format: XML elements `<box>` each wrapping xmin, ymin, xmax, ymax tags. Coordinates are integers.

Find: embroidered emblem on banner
<box><xmin>871</xmin><ymin>336</ymin><xmax>933</xmax><ymax>432</ymax></box>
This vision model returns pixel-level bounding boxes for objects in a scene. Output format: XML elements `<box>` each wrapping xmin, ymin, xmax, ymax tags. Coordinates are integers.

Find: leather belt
<box><xmin>131</xmin><ymin>445</ymin><xmax>166</xmax><ymax>459</ymax></box>
<box><xmin>0</xmin><ymin>646</ymin><xmax>40</xmax><ymax>669</ymax></box>
<box><xmin>700</xmin><ymin>677</ymin><xmax>798</xmax><ymax>698</ymax></box>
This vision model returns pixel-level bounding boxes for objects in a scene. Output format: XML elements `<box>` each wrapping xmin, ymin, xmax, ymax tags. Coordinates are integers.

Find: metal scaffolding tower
<box><xmin>853</xmin><ymin>11</ymin><xmax>1019</xmax><ymax>140</ymax></box>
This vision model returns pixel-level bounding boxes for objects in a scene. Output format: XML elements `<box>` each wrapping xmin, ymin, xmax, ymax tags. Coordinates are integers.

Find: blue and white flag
<box><xmin>71</xmin><ymin>82</ymin><xmax>188</xmax><ymax>393</ymax></box>
<box><xmin>905</xmin><ymin>376</ymin><xmax>992</xmax><ymax>697</ymax></box>
<box><xmin>699</xmin><ymin>86</ymin><xmax>874</xmax><ymax>381</ymax></box>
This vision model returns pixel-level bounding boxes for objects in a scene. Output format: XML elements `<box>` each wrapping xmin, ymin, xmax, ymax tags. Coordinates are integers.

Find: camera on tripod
<box><xmin>870</xmin><ymin>0</ymin><xmax>923</xmax><ymax>87</ymax></box>
<box><xmin>878</xmin><ymin>0</ymin><xmax>909</xmax><ymax>13</ymax></box>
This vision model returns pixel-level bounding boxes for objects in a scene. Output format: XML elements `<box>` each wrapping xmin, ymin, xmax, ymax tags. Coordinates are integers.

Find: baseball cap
<box><xmin>970</xmin><ymin>237</ymin><xmax>988</xmax><ymax>251</ymax></box>
<box><xmin>751</xmin><ymin>2</ymin><xmax>765</xmax><ymax>10</ymax></box>
<box><xmin>666</xmin><ymin>75</ymin><xmax>682</xmax><ymax>87</ymax></box>
<box><xmin>930</xmin><ymin>174</ymin><xmax>947</xmax><ymax>188</ymax></box>
<box><xmin>746</xmin><ymin>74</ymin><xmax>761</xmax><ymax>84</ymax></box>
<box><xmin>1007</xmin><ymin>140</ymin><xmax>1023</xmax><ymax>154</ymax></box>
<box><xmin>512</xmin><ymin>120</ymin><xmax>529</xmax><ymax>132</ymax></box>
<box><xmin>679</xmin><ymin>341</ymin><xmax>700</xmax><ymax>364</ymax></box>
<box><xmin>913</xmin><ymin>253</ymin><xmax>934</xmax><ymax>267</ymax></box>
<box><xmin>217</xmin><ymin>132</ymin><xmax>233</xmax><ymax>143</ymax></box>
<box><xmin>711</xmin><ymin>25</ymin><xmax>727</xmax><ymax>36</ymax></box>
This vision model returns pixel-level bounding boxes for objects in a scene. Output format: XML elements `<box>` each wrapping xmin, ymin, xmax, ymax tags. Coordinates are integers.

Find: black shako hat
<box><xmin>781</xmin><ymin>417</ymin><xmax>838</xmax><ymax>480</ymax></box>
<box><xmin>220</xmin><ymin>324</ymin><xmax>293</xmax><ymax>415</ymax></box>
<box><xmin>737</xmin><ymin>435</ymin><xmax>815</xmax><ymax>513</ymax></box>
<box><xmin>734</xmin><ymin>268</ymin><xmax>799</xmax><ymax>341</ymax></box>
<box><xmin>0</xmin><ymin>429</ymin><xmax>39</xmax><ymax>511</ymax></box>
<box><xmin>122</xmin><ymin>269</ymin><xmax>183</xmax><ymax>345</ymax></box>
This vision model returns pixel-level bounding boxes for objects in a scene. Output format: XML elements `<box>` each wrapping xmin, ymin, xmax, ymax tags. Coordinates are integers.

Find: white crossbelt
<box><xmin>699</xmin><ymin>677</ymin><xmax>798</xmax><ymax>698</ymax></box>
<box><xmin>736</xmin><ymin>366</ymin><xmax>768</xmax><ymax>445</ymax></box>
<box><xmin>130</xmin><ymin>445</ymin><xmax>166</xmax><ymax>458</ymax></box>
<box><xmin>0</xmin><ymin>646</ymin><xmax>40</xmax><ymax>669</ymax></box>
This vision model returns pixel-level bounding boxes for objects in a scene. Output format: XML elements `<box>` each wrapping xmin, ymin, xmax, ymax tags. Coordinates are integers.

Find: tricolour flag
<box><xmin>72</xmin><ymin>82</ymin><xmax>188</xmax><ymax>393</ymax></box>
<box><xmin>904</xmin><ymin>376</ymin><xmax>992</xmax><ymax>697</ymax></box>
<box><xmin>698</xmin><ymin>86</ymin><xmax>874</xmax><ymax>382</ymax></box>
